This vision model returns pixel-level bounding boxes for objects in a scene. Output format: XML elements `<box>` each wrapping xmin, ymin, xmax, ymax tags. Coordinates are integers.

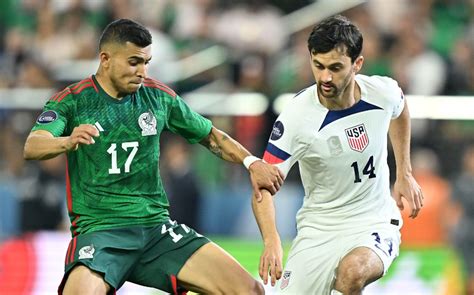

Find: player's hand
<box><xmin>393</xmin><ymin>173</ymin><xmax>423</xmax><ymax>218</ymax></box>
<box><xmin>65</xmin><ymin>124</ymin><xmax>100</xmax><ymax>151</ymax></box>
<box><xmin>259</xmin><ymin>238</ymin><xmax>283</xmax><ymax>286</ymax></box>
<box><xmin>249</xmin><ymin>161</ymin><xmax>284</xmax><ymax>201</ymax></box>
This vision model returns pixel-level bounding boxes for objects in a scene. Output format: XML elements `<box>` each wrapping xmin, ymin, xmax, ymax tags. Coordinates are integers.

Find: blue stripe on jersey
<box><xmin>266</xmin><ymin>142</ymin><xmax>291</xmax><ymax>160</ymax></box>
<box><xmin>318</xmin><ymin>100</ymin><xmax>382</xmax><ymax>131</ymax></box>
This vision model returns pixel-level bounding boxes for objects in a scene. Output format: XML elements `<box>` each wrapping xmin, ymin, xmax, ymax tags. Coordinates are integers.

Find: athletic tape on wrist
<box><xmin>243</xmin><ymin>156</ymin><xmax>260</xmax><ymax>170</ymax></box>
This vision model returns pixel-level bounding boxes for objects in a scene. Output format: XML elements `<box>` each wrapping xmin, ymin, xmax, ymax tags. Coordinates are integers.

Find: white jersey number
<box><xmin>107</xmin><ymin>141</ymin><xmax>139</xmax><ymax>174</ymax></box>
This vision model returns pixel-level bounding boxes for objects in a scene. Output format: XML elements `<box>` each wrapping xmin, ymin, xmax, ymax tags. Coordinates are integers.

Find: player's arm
<box><xmin>252</xmin><ymin>188</ymin><xmax>283</xmax><ymax>286</ymax></box>
<box><xmin>200</xmin><ymin>126</ymin><xmax>284</xmax><ymax>197</ymax></box>
<box><xmin>24</xmin><ymin>125</ymin><xmax>99</xmax><ymax>160</ymax></box>
<box><xmin>389</xmin><ymin>99</ymin><xmax>423</xmax><ymax>218</ymax></box>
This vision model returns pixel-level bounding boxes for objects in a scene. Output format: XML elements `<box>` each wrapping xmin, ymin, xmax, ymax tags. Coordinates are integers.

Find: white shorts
<box><xmin>276</xmin><ymin>222</ymin><xmax>401</xmax><ymax>295</ymax></box>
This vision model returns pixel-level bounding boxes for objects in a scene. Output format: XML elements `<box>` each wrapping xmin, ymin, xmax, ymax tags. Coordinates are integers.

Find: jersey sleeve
<box><xmin>375</xmin><ymin>76</ymin><xmax>405</xmax><ymax>119</ymax></box>
<box><xmin>262</xmin><ymin>108</ymin><xmax>308</xmax><ymax>178</ymax></box>
<box><xmin>166</xmin><ymin>95</ymin><xmax>212</xmax><ymax>144</ymax></box>
<box><xmin>31</xmin><ymin>95</ymin><xmax>72</xmax><ymax>137</ymax></box>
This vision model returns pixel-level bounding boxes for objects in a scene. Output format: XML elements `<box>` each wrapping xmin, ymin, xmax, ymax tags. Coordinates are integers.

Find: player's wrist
<box><xmin>243</xmin><ymin>155</ymin><xmax>261</xmax><ymax>170</ymax></box>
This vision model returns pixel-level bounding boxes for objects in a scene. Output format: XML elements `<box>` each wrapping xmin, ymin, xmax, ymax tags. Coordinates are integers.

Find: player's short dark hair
<box><xmin>99</xmin><ymin>19</ymin><xmax>152</xmax><ymax>50</ymax></box>
<box><xmin>307</xmin><ymin>15</ymin><xmax>363</xmax><ymax>63</ymax></box>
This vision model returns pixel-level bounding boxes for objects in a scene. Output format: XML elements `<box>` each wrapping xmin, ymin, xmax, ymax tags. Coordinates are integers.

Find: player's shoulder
<box><xmin>356</xmin><ymin>74</ymin><xmax>400</xmax><ymax>94</ymax></box>
<box><xmin>47</xmin><ymin>76</ymin><xmax>98</xmax><ymax>104</ymax></box>
<box><xmin>142</xmin><ymin>77</ymin><xmax>177</xmax><ymax>98</ymax></box>
<box><xmin>277</xmin><ymin>84</ymin><xmax>318</xmax><ymax>127</ymax></box>
<box><xmin>283</xmin><ymin>84</ymin><xmax>317</xmax><ymax>112</ymax></box>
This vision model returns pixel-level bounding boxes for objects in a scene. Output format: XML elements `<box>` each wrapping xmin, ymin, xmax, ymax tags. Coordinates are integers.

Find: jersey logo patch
<box><xmin>280</xmin><ymin>270</ymin><xmax>292</xmax><ymax>289</ymax></box>
<box><xmin>327</xmin><ymin>136</ymin><xmax>343</xmax><ymax>156</ymax></box>
<box><xmin>270</xmin><ymin>121</ymin><xmax>284</xmax><ymax>140</ymax></box>
<box><xmin>138</xmin><ymin>111</ymin><xmax>157</xmax><ymax>136</ymax></box>
<box><xmin>78</xmin><ymin>244</ymin><xmax>95</xmax><ymax>259</ymax></box>
<box><xmin>345</xmin><ymin>124</ymin><xmax>369</xmax><ymax>152</ymax></box>
<box><xmin>36</xmin><ymin>110</ymin><xmax>58</xmax><ymax>124</ymax></box>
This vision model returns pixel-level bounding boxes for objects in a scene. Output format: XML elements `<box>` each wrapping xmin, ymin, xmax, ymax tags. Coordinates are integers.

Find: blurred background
<box><xmin>0</xmin><ymin>0</ymin><xmax>473</xmax><ymax>294</ymax></box>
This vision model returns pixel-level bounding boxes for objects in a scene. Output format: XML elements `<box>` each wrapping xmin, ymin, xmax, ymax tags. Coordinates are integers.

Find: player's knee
<box><xmin>334</xmin><ymin>255</ymin><xmax>368</xmax><ymax>292</ymax></box>
<box><xmin>222</xmin><ymin>278</ymin><xmax>263</xmax><ymax>295</ymax></box>
<box><xmin>251</xmin><ymin>279</ymin><xmax>265</xmax><ymax>295</ymax></box>
<box><xmin>63</xmin><ymin>265</ymin><xmax>110</xmax><ymax>295</ymax></box>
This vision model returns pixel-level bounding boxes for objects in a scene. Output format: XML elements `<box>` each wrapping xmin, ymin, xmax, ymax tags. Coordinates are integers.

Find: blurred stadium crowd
<box><xmin>0</xmin><ymin>0</ymin><xmax>473</xmax><ymax>280</ymax></box>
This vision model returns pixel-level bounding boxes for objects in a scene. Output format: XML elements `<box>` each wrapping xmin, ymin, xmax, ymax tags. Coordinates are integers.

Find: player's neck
<box><xmin>95</xmin><ymin>72</ymin><xmax>124</xmax><ymax>100</ymax></box>
<box><xmin>319</xmin><ymin>79</ymin><xmax>361</xmax><ymax>110</ymax></box>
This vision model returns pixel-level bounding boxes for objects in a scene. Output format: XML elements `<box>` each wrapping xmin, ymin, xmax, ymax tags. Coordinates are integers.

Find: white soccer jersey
<box><xmin>263</xmin><ymin>75</ymin><xmax>405</xmax><ymax>231</ymax></box>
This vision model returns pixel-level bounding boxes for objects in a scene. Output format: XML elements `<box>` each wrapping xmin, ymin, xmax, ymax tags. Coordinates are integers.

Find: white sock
<box><xmin>330</xmin><ymin>290</ymin><xmax>343</xmax><ymax>295</ymax></box>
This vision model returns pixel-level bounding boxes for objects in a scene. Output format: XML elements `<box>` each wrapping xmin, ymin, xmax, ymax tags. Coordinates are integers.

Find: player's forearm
<box><xmin>389</xmin><ymin>100</ymin><xmax>413</xmax><ymax>177</ymax></box>
<box><xmin>252</xmin><ymin>189</ymin><xmax>281</xmax><ymax>245</ymax></box>
<box><xmin>200</xmin><ymin>127</ymin><xmax>251</xmax><ymax>163</ymax></box>
<box><xmin>24</xmin><ymin>132</ymin><xmax>69</xmax><ymax>160</ymax></box>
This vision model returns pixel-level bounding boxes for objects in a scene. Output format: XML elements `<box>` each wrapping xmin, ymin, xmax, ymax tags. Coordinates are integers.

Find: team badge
<box><xmin>36</xmin><ymin>110</ymin><xmax>58</xmax><ymax>124</ymax></box>
<box><xmin>138</xmin><ymin>111</ymin><xmax>157</xmax><ymax>136</ymax></box>
<box><xmin>270</xmin><ymin>121</ymin><xmax>284</xmax><ymax>141</ymax></box>
<box><xmin>327</xmin><ymin>136</ymin><xmax>343</xmax><ymax>156</ymax></box>
<box><xmin>345</xmin><ymin>124</ymin><xmax>369</xmax><ymax>152</ymax></box>
<box><xmin>280</xmin><ymin>270</ymin><xmax>292</xmax><ymax>290</ymax></box>
<box><xmin>78</xmin><ymin>244</ymin><xmax>95</xmax><ymax>259</ymax></box>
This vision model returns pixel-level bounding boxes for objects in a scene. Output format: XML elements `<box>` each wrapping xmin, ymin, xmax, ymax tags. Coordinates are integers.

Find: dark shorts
<box><xmin>58</xmin><ymin>220</ymin><xmax>209</xmax><ymax>294</ymax></box>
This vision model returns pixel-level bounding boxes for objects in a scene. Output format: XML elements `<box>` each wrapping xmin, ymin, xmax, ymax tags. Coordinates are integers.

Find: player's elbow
<box><xmin>23</xmin><ymin>140</ymin><xmax>36</xmax><ymax>160</ymax></box>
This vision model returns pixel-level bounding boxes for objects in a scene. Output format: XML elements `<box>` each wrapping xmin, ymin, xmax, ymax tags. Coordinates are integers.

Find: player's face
<box><xmin>107</xmin><ymin>42</ymin><xmax>152</xmax><ymax>95</ymax></box>
<box><xmin>310</xmin><ymin>47</ymin><xmax>362</xmax><ymax>100</ymax></box>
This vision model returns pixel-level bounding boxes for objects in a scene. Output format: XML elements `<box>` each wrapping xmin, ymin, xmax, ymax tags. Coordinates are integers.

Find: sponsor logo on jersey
<box><xmin>327</xmin><ymin>136</ymin><xmax>343</xmax><ymax>156</ymax></box>
<box><xmin>270</xmin><ymin>121</ymin><xmax>284</xmax><ymax>140</ymax></box>
<box><xmin>78</xmin><ymin>244</ymin><xmax>95</xmax><ymax>259</ymax></box>
<box><xmin>138</xmin><ymin>111</ymin><xmax>157</xmax><ymax>136</ymax></box>
<box><xmin>36</xmin><ymin>110</ymin><xmax>58</xmax><ymax>124</ymax></box>
<box><xmin>345</xmin><ymin>124</ymin><xmax>369</xmax><ymax>152</ymax></box>
<box><xmin>280</xmin><ymin>270</ymin><xmax>292</xmax><ymax>289</ymax></box>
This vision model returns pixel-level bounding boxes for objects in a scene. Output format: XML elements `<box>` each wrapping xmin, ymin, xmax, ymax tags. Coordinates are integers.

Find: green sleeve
<box><xmin>31</xmin><ymin>97</ymin><xmax>72</xmax><ymax>137</ymax></box>
<box><xmin>167</xmin><ymin>95</ymin><xmax>212</xmax><ymax>144</ymax></box>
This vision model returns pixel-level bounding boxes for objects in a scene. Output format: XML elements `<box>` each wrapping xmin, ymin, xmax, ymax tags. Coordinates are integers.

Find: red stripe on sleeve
<box><xmin>263</xmin><ymin>151</ymin><xmax>285</xmax><ymax>164</ymax></box>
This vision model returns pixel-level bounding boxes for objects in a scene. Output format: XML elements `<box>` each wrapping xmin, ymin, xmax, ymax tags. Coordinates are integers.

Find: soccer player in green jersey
<box><xmin>23</xmin><ymin>19</ymin><xmax>283</xmax><ymax>295</ymax></box>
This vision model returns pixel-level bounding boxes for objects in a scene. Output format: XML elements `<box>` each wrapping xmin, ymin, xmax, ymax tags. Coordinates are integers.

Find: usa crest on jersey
<box><xmin>280</xmin><ymin>270</ymin><xmax>292</xmax><ymax>289</ymax></box>
<box><xmin>345</xmin><ymin>124</ymin><xmax>369</xmax><ymax>152</ymax></box>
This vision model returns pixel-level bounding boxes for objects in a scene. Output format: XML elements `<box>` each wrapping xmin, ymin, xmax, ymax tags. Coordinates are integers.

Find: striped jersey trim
<box><xmin>48</xmin><ymin>78</ymin><xmax>96</xmax><ymax>103</ymax></box>
<box><xmin>143</xmin><ymin>78</ymin><xmax>177</xmax><ymax>98</ymax></box>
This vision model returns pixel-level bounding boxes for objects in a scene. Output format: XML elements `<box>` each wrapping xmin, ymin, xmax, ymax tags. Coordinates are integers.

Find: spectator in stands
<box><xmin>400</xmin><ymin>148</ymin><xmax>451</xmax><ymax>247</ymax></box>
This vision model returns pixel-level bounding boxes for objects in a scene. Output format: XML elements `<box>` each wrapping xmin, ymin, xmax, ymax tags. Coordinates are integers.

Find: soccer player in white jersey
<box><xmin>251</xmin><ymin>15</ymin><xmax>423</xmax><ymax>294</ymax></box>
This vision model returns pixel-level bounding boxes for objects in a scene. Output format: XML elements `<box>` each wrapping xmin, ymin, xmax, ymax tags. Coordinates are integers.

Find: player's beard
<box><xmin>317</xmin><ymin>71</ymin><xmax>352</xmax><ymax>100</ymax></box>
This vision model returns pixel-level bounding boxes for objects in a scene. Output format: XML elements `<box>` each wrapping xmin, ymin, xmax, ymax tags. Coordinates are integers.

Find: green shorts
<box><xmin>58</xmin><ymin>220</ymin><xmax>209</xmax><ymax>294</ymax></box>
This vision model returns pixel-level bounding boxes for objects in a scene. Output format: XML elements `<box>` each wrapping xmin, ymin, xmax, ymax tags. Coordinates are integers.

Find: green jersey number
<box><xmin>107</xmin><ymin>141</ymin><xmax>139</xmax><ymax>174</ymax></box>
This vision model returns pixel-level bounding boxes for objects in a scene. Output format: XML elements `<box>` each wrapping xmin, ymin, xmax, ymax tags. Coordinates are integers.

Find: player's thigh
<box><xmin>335</xmin><ymin>226</ymin><xmax>400</xmax><ymax>288</ymax></box>
<box><xmin>178</xmin><ymin>242</ymin><xmax>263</xmax><ymax>294</ymax></box>
<box><xmin>276</xmin><ymin>243</ymin><xmax>339</xmax><ymax>294</ymax></box>
<box><xmin>63</xmin><ymin>265</ymin><xmax>111</xmax><ymax>295</ymax></box>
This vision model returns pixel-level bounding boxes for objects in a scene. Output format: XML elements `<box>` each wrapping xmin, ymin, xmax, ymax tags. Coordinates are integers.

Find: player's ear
<box><xmin>99</xmin><ymin>51</ymin><xmax>111</xmax><ymax>68</ymax></box>
<box><xmin>354</xmin><ymin>56</ymin><xmax>364</xmax><ymax>73</ymax></box>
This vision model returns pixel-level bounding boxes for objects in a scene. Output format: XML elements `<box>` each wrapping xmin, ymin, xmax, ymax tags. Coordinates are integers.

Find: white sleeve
<box><xmin>381</xmin><ymin>76</ymin><xmax>405</xmax><ymax>119</ymax></box>
<box><xmin>262</xmin><ymin>108</ymin><xmax>308</xmax><ymax>178</ymax></box>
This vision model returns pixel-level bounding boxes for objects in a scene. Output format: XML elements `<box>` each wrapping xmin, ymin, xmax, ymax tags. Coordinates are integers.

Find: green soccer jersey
<box><xmin>31</xmin><ymin>76</ymin><xmax>212</xmax><ymax>236</ymax></box>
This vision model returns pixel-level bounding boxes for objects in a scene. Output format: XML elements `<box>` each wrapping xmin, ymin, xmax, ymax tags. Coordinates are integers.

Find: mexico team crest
<box><xmin>345</xmin><ymin>124</ymin><xmax>369</xmax><ymax>152</ymax></box>
<box><xmin>138</xmin><ymin>111</ymin><xmax>157</xmax><ymax>136</ymax></box>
